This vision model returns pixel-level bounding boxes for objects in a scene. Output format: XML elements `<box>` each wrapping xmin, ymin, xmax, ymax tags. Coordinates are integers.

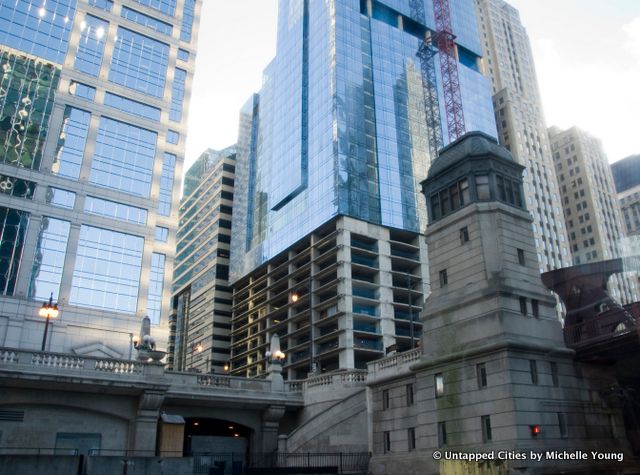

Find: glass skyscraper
<box><xmin>0</xmin><ymin>0</ymin><xmax>200</xmax><ymax>357</ymax></box>
<box><xmin>230</xmin><ymin>0</ymin><xmax>496</xmax><ymax>378</ymax></box>
<box><xmin>232</xmin><ymin>0</ymin><xmax>496</xmax><ymax>280</ymax></box>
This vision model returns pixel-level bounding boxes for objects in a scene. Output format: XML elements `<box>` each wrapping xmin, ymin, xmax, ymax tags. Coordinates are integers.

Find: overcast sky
<box><xmin>184</xmin><ymin>0</ymin><xmax>640</xmax><ymax>173</ymax></box>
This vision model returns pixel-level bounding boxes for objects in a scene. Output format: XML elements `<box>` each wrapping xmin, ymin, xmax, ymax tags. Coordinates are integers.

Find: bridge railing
<box><xmin>0</xmin><ymin>347</ymin><xmax>149</xmax><ymax>376</ymax></box>
<box><xmin>0</xmin><ymin>347</ymin><xmax>306</xmax><ymax>395</ymax></box>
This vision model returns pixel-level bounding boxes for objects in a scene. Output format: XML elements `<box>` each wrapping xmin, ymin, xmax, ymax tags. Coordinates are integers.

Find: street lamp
<box><xmin>189</xmin><ymin>342</ymin><xmax>203</xmax><ymax>370</ymax></box>
<box><xmin>39</xmin><ymin>293</ymin><xmax>59</xmax><ymax>351</ymax></box>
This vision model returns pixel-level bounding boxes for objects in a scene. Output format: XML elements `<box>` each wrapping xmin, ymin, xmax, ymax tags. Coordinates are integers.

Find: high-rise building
<box><xmin>230</xmin><ymin>0</ymin><xmax>497</xmax><ymax>378</ymax></box>
<box><xmin>548</xmin><ymin>126</ymin><xmax>637</xmax><ymax>303</ymax></box>
<box><xmin>0</xmin><ymin>0</ymin><xmax>201</xmax><ymax>356</ymax></box>
<box><xmin>474</xmin><ymin>0</ymin><xmax>571</xmax><ymax>273</ymax></box>
<box><xmin>169</xmin><ymin>147</ymin><xmax>235</xmax><ymax>373</ymax></box>
<box><xmin>611</xmin><ymin>155</ymin><xmax>640</xmax><ymax>237</ymax></box>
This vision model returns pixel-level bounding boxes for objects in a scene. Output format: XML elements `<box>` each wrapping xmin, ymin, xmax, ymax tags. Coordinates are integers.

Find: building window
<box><xmin>28</xmin><ymin>217</ymin><xmax>71</xmax><ymax>301</ymax></box>
<box><xmin>74</xmin><ymin>15</ymin><xmax>109</xmax><ymax>76</ymax></box>
<box><xmin>69</xmin><ymin>225</ymin><xmax>144</xmax><ymax>313</ymax></box>
<box><xmin>406</xmin><ymin>384</ymin><xmax>414</xmax><ymax>406</ymax></box>
<box><xmin>109</xmin><ymin>26</ymin><xmax>169</xmax><ymax>98</ymax></box>
<box><xmin>90</xmin><ymin>116</ymin><xmax>157</xmax><ymax>197</ymax></box>
<box><xmin>155</xmin><ymin>226</ymin><xmax>169</xmax><ymax>243</ymax></box>
<box><xmin>408</xmin><ymin>428</ymin><xmax>416</xmax><ymax>451</ymax></box>
<box><xmin>558</xmin><ymin>413</ymin><xmax>568</xmax><ymax>438</ymax></box>
<box><xmin>550</xmin><ymin>361</ymin><xmax>559</xmax><ymax>386</ymax></box>
<box><xmin>435</xmin><ymin>373</ymin><xmax>444</xmax><ymax>397</ymax></box>
<box><xmin>532</xmin><ymin>299</ymin><xmax>539</xmax><ymax>317</ymax></box>
<box><xmin>382</xmin><ymin>389</ymin><xmax>390</xmax><ymax>410</ymax></box>
<box><xmin>477</xmin><ymin>363</ymin><xmax>487</xmax><ymax>388</ymax></box>
<box><xmin>481</xmin><ymin>415</ymin><xmax>492</xmax><ymax>442</ymax></box>
<box><xmin>519</xmin><ymin>297</ymin><xmax>527</xmax><ymax>316</ymax></box>
<box><xmin>460</xmin><ymin>226</ymin><xmax>469</xmax><ymax>244</ymax></box>
<box><xmin>46</xmin><ymin>188</ymin><xmax>76</xmax><ymax>209</ymax></box>
<box><xmin>476</xmin><ymin>175</ymin><xmax>490</xmax><ymax>200</ymax></box>
<box><xmin>146</xmin><ymin>253</ymin><xmax>165</xmax><ymax>324</ymax></box>
<box><xmin>0</xmin><ymin>207</ymin><xmax>30</xmax><ymax>295</ymax></box>
<box><xmin>383</xmin><ymin>431</ymin><xmax>391</xmax><ymax>453</ymax></box>
<box><xmin>158</xmin><ymin>153</ymin><xmax>176</xmax><ymax>216</ymax></box>
<box><xmin>53</xmin><ymin>106</ymin><xmax>91</xmax><ymax>179</ymax></box>
<box><xmin>529</xmin><ymin>360</ymin><xmax>538</xmax><ymax>385</ymax></box>
<box><xmin>431</xmin><ymin>179</ymin><xmax>470</xmax><ymax>221</ymax></box>
<box><xmin>517</xmin><ymin>248</ymin><xmax>525</xmax><ymax>266</ymax></box>
<box><xmin>438</xmin><ymin>421</ymin><xmax>447</xmax><ymax>447</ymax></box>
<box><xmin>439</xmin><ymin>269</ymin><xmax>448</xmax><ymax>287</ymax></box>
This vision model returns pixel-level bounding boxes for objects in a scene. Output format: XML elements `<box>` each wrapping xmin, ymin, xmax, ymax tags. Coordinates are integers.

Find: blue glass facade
<box><xmin>0</xmin><ymin>0</ymin><xmax>201</xmax><ymax>353</ymax></box>
<box><xmin>231</xmin><ymin>0</ymin><xmax>496</xmax><ymax>282</ymax></box>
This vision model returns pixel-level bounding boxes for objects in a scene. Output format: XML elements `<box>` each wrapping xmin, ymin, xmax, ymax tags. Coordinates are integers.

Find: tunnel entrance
<box><xmin>184</xmin><ymin>418</ymin><xmax>251</xmax><ymax>474</ymax></box>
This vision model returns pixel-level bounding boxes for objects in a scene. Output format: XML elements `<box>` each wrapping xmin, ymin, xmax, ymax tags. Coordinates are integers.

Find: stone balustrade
<box><xmin>303</xmin><ymin>369</ymin><xmax>368</xmax><ymax>390</ymax></box>
<box><xmin>1</xmin><ymin>347</ymin><xmax>381</xmax><ymax>399</ymax></box>
<box><xmin>366</xmin><ymin>348</ymin><xmax>421</xmax><ymax>381</ymax></box>
<box><xmin>0</xmin><ymin>347</ymin><xmax>303</xmax><ymax>397</ymax></box>
<box><xmin>1</xmin><ymin>347</ymin><xmax>147</xmax><ymax>375</ymax></box>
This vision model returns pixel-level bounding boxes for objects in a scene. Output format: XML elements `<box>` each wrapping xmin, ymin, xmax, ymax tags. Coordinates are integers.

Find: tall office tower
<box><xmin>169</xmin><ymin>147</ymin><xmax>235</xmax><ymax>373</ymax></box>
<box><xmin>0</xmin><ymin>0</ymin><xmax>201</xmax><ymax>356</ymax></box>
<box><xmin>230</xmin><ymin>0</ymin><xmax>497</xmax><ymax>378</ymax></box>
<box><xmin>549</xmin><ymin>126</ymin><xmax>637</xmax><ymax>303</ymax></box>
<box><xmin>474</xmin><ymin>0</ymin><xmax>571</xmax><ymax>273</ymax></box>
<box><xmin>611</xmin><ymin>155</ymin><xmax>640</xmax><ymax>237</ymax></box>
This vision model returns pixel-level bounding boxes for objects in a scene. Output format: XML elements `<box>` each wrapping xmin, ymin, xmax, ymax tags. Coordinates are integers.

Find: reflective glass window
<box><xmin>166</xmin><ymin>130</ymin><xmax>179</xmax><ymax>144</ymax></box>
<box><xmin>0</xmin><ymin>206</ymin><xmax>29</xmax><ymax>295</ymax></box>
<box><xmin>0</xmin><ymin>174</ymin><xmax>36</xmax><ymax>200</ymax></box>
<box><xmin>52</xmin><ymin>106</ymin><xmax>90</xmax><ymax>180</ymax></box>
<box><xmin>132</xmin><ymin>0</ymin><xmax>176</xmax><ymax>16</ymax></box>
<box><xmin>0</xmin><ymin>50</ymin><xmax>60</xmax><ymax>170</ymax></box>
<box><xmin>104</xmin><ymin>92</ymin><xmax>161</xmax><ymax>121</ymax></box>
<box><xmin>74</xmin><ymin>15</ymin><xmax>109</xmax><ymax>77</ymax></box>
<box><xmin>46</xmin><ymin>187</ymin><xmax>75</xmax><ymax>209</ymax></box>
<box><xmin>158</xmin><ymin>152</ymin><xmax>176</xmax><ymax>216</ymax></box>
<box><xmin>84</xmin><ymin>196</ymin><xmax>148</xmax><ymax>225</ymax></box>
<box><xmin>88</xmin><ymin>0</ymin><xmax>113</xmax><ymax>11</ymax></box>
<box><xmin>169</xmin><ymin>68</ymin><xmax>186</xmax><ymax>122</ymax></box>
<box><xmin>90</xmin><ymin>116</ymin><xmax>157</xmax><ymax>197</ymax></box>
<box><xmin>0</xmin><ymin>0</ymin><xmax>75</xmax><ymax>64</ymax></box>
<box><xmin>155</xmin><ymin>226</ymin><xmax>169</xmax><ymax>242</ymax></box>
<box><xmin>177</xmin><ymin>49</ymin><xmax>189</xmax><ymax>62</ymax></box>
<box><xmin>70</xmin><ymin>225</ymin><xmax>143</xmax><ymax>313</ymax></box>
<box><xmin>147</xmin><ymin>252</ymin><xmax>165</xmax><ymax>324</ymax></box>
<box><xmin>68</xmin><ymin>81</ymin><xmax>96</xmax><ymax>101</ymax></box>
<box><xmin>28</xmin><ymin>217</ymin><xmax>70</xmax><ymax>300</ymax></box>
<box><xmin>121</xmin><ymin>6</ymin><xmax>172</xmax><ymax>36</ymax></box>
<box><xmin>109</xmin><ymin>27</ymin><xmax>169</xmax><ymax>98</ymax></box>
<box><xmin>180</xmin><ymin>0</ymin><xmax>196</xmax><ymax>41</ymax></box>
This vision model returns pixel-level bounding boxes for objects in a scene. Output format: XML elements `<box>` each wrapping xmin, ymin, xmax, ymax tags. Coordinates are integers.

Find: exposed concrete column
<box><xmin>377</xmin><ymin>234</ymin><xmax>396</xmax><ymax>351</ymax></box>
<box><xmin>336</xmin><ymin>224</ymin><xmax>354</xmax><ymax>369</ymax></box>
<box><xmin>259</xmin><ymin>405</ymin><xmax>285</xmax><ymax>453</ymax></box>
<box><xmin>133</xmin><ymin>390</ymin><xmax>165</xmax><ymax>455</ymax></box>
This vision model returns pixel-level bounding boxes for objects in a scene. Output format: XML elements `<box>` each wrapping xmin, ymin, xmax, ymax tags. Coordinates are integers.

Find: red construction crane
<box><xmin>432</xmin><ymin>0</ymin><xmax>466</xmax><ymax>142</ymax></box>
<box><xmin>414</xmin><ymin>0</ymin><xmax>466</xmax><ymax>154</ymax></box>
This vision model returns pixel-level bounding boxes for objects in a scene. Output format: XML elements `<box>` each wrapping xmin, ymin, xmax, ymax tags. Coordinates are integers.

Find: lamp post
<box><xmin>39</xmin><ymin>293</ymin><xmax>59</xmax><ymax>351</ymax></box>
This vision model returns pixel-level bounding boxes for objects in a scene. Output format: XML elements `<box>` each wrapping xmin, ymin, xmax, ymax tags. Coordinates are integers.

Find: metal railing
<box><xmin>249</xmin><ymin>452</ymin><xmax>370</xmax><ymax>474</ymax></box>
<box><xmin>564</xmin><ymin>306</ymin><xmax>640</xmax><ymax>348</ymax></box>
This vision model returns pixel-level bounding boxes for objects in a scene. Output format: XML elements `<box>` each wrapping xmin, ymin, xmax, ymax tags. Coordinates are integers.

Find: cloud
<box><xmin>532</xmin><ymin>36</ymin><xmax>640</xmax><ymax>161</ymax></box>
<box><xmin>623</xmin><ymin>17</ymin><xmax>640</xmax><ymax>63</ymax></box>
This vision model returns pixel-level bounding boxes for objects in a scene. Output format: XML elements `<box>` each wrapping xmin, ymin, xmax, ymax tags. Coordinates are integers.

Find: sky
<box><xmin>184</xmin><ymin>0</ymin><xmax>640</xmax><ymax>174</ymax></box>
